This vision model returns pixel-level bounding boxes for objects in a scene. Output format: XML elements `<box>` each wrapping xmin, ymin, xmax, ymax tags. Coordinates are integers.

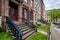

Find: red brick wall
<box><xmin>0</xmin><ymin>0</ymin><xmax>2</xmax><ymax>16</ymax></box>
<box><xmin>1</xmin><ymin>0</ymin><xmax>34</xmax><ymax>22</ymax></box>
<box><xmin>23</xmin><ymin>0</ymin><xmax>34</xmax><ymax>22</ymax></box>
<box><xmin>40</xmin><ymin>0</ymin><xmax>44</xmax><ymax>21</ymax></box>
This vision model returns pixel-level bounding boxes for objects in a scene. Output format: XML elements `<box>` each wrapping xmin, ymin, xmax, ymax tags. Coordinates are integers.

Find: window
<box><xmin>24</xmin><ymin>9</ymin><xmax>27</xmax><ymax>19</ymax></box>
<box><xmin>30</xmin><ymin>11</ymin><xmax>33</xmax><ymax>20</ymax></box>
<box><xmin>24</xmin><ymin>0</ymin><xmax>27</xmax><ymax>3</ymax></box>
<box><xmin>30</xmin><ymin>0</ymin><xmax>33</xmax><ymax>6</ymax></box>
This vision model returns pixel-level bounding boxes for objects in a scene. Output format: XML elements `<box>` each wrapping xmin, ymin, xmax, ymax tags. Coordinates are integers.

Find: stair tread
<box><xmin>18</xmin><ymin>26</ymin><xmax>29</xmax><ymax>29</ymax></box>
<box><xmin>21</xmin><ymin>27</ymin><xmax>31</xmax><ymax>31</ymax></box>
<box><xmin>6</xmin><ymin>17</ymin><xmax>35</xmax><ymax>40</ymax></box>
<box><xmin>19</xmin><ymin>25</ymin><xmax>27</xmax><ymax>26</ymax></box>
<box><xmin>12</xmin><ymin>36</ymin><xmax>16</xmax><ymax>39</ymax></box>
<box><xmin>23</xmin><ymin>30</ymin><xmax>35</xmax><ymax>40</ymax></box>
<box><xmin>23</xmin><ymin>29</ymin><xmax>33</xmax><ymax>34</ymax></box>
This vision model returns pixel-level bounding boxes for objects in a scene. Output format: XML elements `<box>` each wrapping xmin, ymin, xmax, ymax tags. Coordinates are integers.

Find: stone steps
<box><xmin>8</xmin><ymin>22</ymin><xmax>35</xmax><ymax>40</ymax></box>
<box><xmin>23</xmin><ymin>30</ymin><xmax>34</xmax><ymax>40</ymax></box>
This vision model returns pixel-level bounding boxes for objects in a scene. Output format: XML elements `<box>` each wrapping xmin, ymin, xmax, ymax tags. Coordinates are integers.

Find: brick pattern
<box><xmin>40</xmin><ymin>0</ymin><xmax>44</xmax><ymax>21</ymax></box>
<box><xmin>1</xmin><ymin>0</ymin><xmax>44</xmax><ymax>24</ymax></box>
<box><xmin>0</xmin><ymin>0</ymin><xmax>1</xmax><ymax>15</ymax></box>
<box><xmin>22</xmin><ymin>0</ymin><xmax>34</xmax><ymax>22</ymax></box>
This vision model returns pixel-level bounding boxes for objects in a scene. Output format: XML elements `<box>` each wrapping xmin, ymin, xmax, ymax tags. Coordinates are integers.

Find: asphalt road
<box><xmin>50</xmin><ymin>24</ymin><xmax>60</xmax><ymax>40</ymax></box>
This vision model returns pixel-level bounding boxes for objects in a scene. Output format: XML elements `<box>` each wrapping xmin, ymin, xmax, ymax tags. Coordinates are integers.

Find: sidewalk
<box><xmin>37</xmin><ymin>29</ymin><xmax>47</xmax><ymax>35</ymax></box>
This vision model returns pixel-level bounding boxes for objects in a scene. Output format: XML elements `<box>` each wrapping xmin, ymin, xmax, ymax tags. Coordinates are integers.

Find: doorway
<box><xmin>9</xmin><ymin>1</ymin><xmax>18</xmax><ymax>21</ymax></box>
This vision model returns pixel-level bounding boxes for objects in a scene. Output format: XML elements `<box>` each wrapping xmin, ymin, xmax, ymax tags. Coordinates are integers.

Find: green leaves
<box><xmin>47</xmin><ymin>9</ymin><xmax>60</xmax><ymax>22</ymax></box>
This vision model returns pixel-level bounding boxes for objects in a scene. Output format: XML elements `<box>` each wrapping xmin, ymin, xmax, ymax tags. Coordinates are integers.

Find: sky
<box><xmin>43</xmin><ymin>0</ymin><xmax>60</xmax><ymax>10</ymax></box>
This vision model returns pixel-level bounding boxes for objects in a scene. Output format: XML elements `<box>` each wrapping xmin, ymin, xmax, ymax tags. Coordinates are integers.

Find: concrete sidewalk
<box><xmin>37</xmin><ymin>30</ymin><xmax>47</xmax><ymax>35</ymax></box>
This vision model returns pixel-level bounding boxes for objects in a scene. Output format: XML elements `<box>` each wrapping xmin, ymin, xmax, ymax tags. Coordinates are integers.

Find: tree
<box><xmin>47</xmin><ymin>9</ymin><xmax>60</xmax><ymax>23</ymax></box>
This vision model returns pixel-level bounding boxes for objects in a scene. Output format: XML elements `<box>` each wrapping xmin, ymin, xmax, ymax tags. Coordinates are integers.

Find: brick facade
<box><xmin>23</xmin><ymin>0</ymin><xmax>34</xmax><ymax>22</ymax></box>
<box><xmin>34</xmin><ymin>0</ymin><xmax>44</xmax><ymax>24</ymax></box>
<box><xmin>1</xmin><ymin>0</ymin><xmax>34</xmax><ymax>28</ymax></box>
<box><xmin>0</xmin><ymin>0</ymin><xmax>2</xmax><ymax>16</ymax></box>
<box><xmin>0</xmin><ymin>0</ymin><xmax>44</xmax><ymax>29</ymax></box>
<box><xmin>40</xmin><ymin>0</ymin><xmax>44</xmax><ymax>21</ymax></box>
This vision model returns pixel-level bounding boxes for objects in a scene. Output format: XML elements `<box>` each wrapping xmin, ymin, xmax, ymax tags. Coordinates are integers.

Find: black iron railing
<box><xmin>22</xmin><ymin>18</ymin><xmax>33</xmax><ymax>26</ymax></box>
<box><xmin>6</xmin><ymin>17</ymin><xmax>24</xmax><ymax>40</ymax></box>
<box><xmin>47</xmin><ymin>29</ymin><xmax>50</xmax><ymax>40</ymax></box>
<box><xmin>22</xmin><ymin>18</ymin><xmax>37</xmax><ymax>32</ymax></box>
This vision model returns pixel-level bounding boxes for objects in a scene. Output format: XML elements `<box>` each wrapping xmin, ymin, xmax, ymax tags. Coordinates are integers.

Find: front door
<box><xmin>9</xmin><ymin>1</ymin><xmax>18</xmax><ymax>21</ymax></box>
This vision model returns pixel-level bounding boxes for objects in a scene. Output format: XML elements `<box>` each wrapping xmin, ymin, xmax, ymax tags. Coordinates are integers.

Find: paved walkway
<box><xmin>37</xmin><ymin>30</ymin><xmax>47</xmax><ymax>35</ymax></box>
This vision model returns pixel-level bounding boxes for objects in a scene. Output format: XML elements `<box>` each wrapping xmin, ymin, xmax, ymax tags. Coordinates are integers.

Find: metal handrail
<box><xmin>47</xmin><ymin>29</ymin><xmax>50</xmax><ymax>40</ymax></box>
<box><xmin>6</xmin><ymin>17</ymin><xmax>24</xmax><ymax>40</ymax></box>
<box><xmin>22</xmin><ymin>18</ymin><xmax>33</xmax><ymax>27</ymax></box>
<box><xmin>22</xmin><ymin>18</ymin><xmax>37</xmax><ymax>32</ymax></box>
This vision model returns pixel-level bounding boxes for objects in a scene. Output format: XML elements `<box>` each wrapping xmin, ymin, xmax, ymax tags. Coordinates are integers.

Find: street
<box><xmin>50</xmin><ymin>24</ymin><xmax>60</xmax><ymax>40</ymax></box>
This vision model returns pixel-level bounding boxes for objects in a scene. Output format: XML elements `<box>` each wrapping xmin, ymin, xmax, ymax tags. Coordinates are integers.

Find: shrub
<box><xmin>32</xmin><ymin>24</ymin><xmax>37</xmax><ymax>28</ymax></box>
<box><xmin>36</xmin><ymin>24</ymin><xmax>50</xmax><ymax>31</ymax></box>
<box><xmin>37</xmin><ymin>24</ymin><xmax>41</xmax><ymax>26</ymax></box>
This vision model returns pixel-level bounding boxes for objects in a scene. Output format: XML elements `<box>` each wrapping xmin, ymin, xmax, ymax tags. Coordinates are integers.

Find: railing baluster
<box><xmin>20</xmin><ymin>35</ymin><xmax>22</xmax><ymax>40</ymax></box>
